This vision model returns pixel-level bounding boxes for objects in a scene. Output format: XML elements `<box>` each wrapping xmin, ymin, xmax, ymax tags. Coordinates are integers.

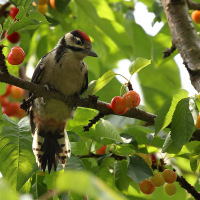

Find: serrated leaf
<box><xmin>56</xmin><ymin>171</ymin><xmax>126</xmax><ymax>200</ymax></box>
<box><xmin>9</xmin><ymin>0</ymin><xmax>34</xmax><ymax>12</ymax></box>
<box><xmin>114</xmin><ymin>160</ymin><xmax>132</xmax><ymax>192</ymax></box>
<box><xmin>0</xmin><ymin>115</ymin><xmax>38</xmax><ymax>190</ymax></box>
<box><xmin>95</xmin><ymin>119</ymin><xmax>123</xmax><ymax>142</ymax></box>
<box><xmin>127</xmin><ymin>155</ymin><xmax>153</xmax><ymax>183</ymax></box>
<box><xmin>155</xmin><ymin>89</ymin><xmax>189</xmax><ymax>134</ymax></box>
<box><xmin>81</xmin><ymin>70</ymin><xmax>115</xmax><ymax>98</ymax></box>
<box><xmin>171</xmin><ymin>98</ymin><xmax>195</xmax><ymax>148</ymax></box>
<box><xmin>190</xmin><ymin>144</ymin><xmax>200</xmax><ymax>172</ymax></box>
<box><xmin>3</xmin><ymin>19</ymin><xmax>12</xmax><ymax>31</ymax></box>
<box><xmin>15</xmin><ymin>6</ymin><xmax>26</xmax><ymax>20</ymax></box>
<box><xmin>129</xmin><ymin>57</ymin><xmax>151</xmax><ymax>75</ymax></box>
<box><xmin>7</xmin><ymin>10</ymin><xmax>49</xmax><ymax>35</ymax></box>
<box><xmin>162</xmin><ymin>131</ymin><xmax>182</xmax><ymax>154</ymax></box>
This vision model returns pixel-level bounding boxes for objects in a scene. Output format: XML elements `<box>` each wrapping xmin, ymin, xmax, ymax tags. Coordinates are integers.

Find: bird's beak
<box><xmin>86</xmin><ymin>49</ymin><xmax>98</xmax><ymax>57</ymax></box>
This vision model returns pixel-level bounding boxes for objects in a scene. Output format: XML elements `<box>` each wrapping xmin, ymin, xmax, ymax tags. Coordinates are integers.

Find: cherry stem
<box><xmin>114</xmin><ymin>73</ymin><xmax>129</xmax><ymax>82</ymax></box>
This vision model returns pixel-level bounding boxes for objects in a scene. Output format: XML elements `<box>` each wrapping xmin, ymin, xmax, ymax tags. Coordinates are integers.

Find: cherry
<box><xmin>162</xmin><ymin>169</ymin><xmax>177</xmax><ymax>184</ymax></box>
<box><xmin>136</xmin><ymin>153</ymin><xmax>152</xmax><ymax>167</ymax></box>
<box><xmin>50</xmin><ymin>0</ymin><xmax>56</xmax><ymax>10</ymax></box>
<box><xmin>5</xmin><ymin>31</ymin><xmax>20</xmax><ymax>44</ymax></box>
<box><xmin>9</xmin><ymin>7</ymin><xmax>19</xmax><ymax>20</ymax></box>
<box><xmin>164</xmin><ymin>183</ymin><xmax>176</xmax><ymax>196</ymax></box>
<box><xmin>111</xmin><ymin>96</ymin><xmax>128</xmax><ymax>115</ymax></box>
<box><xmin>123</xmin><ymin>90</ymin><xmax>140</xmax><ymax>108</ymax></box>
<box><xmin>139</xmin><ymin>180</ymin><xmax>155</xmax><ymax>195</ymax></box>
<box><xmin>10</xmin><ymin>85</ymin><xmax>24</xmax><ymax>100</ymax></box>
<box><xmin>7</xmin><ymin>46</ymin><xmax>25</xmax><ymax>65</ymax></box>
<box><xmin>0</xmin><ymin>96</ymin><xmax>8</xmax><ymax>106</ymax></box>
<box><xmin>37</xmin><ymin>4</ymin><xmax>48</xmax><ymax>15</ymax></box>
<box><xmin>192</xmin><ymin>10</ymin><xmax>200</xmax><ymax>24</ymax></box>
<box><xmin>96</xmin><ymin>145</ymin><xmax>107</xmax><ymax>154</ymax></box>
<box><xmin>150</xmin><ymin>172</ymin><xmax>165</xmax><ymax>187</ymax></box>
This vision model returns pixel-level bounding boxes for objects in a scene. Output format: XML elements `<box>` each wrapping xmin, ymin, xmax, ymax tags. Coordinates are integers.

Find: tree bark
<box><xmin>161</xmin><ymin>0</ymin><xmax>200</xmax><ymax>92</ymax></box>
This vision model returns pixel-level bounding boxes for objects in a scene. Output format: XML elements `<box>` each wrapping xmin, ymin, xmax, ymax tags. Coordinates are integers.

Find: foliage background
<box><xmin>0</xmin><ymin>0</ymin><xmax>199</xmax><ymax>199</ymax></box>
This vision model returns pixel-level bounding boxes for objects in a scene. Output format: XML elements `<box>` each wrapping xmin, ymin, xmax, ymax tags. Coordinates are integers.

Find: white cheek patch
<box><xmin>65</xmin><ymin>33</ymin><xmax>83</xmax><ymax>48</ymax></box>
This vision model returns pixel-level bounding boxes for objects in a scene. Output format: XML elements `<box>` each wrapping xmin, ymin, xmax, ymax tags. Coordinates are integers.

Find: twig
<box><xmin>163</xmin><ymin>43</ymin><xmax>176</xmax><ymax>58</ymax></box>
<box><xmin>78</xmin><ymin>153</ymin><xmax>126</xmax><ymax>161</ymax></box>
<box><xmin>186</xmin><ymin>0</ymin><xmax>200</xmax><ymax>10</ymax></box>
<box><xmin>83</xmin><ymin>112</ymin><xmax>105</xmax><ymax>131</ymax></box>
<box><xmin>176</xmin><ymin>175</ymin><xmax>200</xmax><ymax>199</ymax></box>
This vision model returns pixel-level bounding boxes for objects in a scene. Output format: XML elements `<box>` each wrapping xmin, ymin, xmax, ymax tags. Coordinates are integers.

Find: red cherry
<box><xmin>111</xmin><ymin>96</ymin><xmax>129</xmax><ymax>114</ymax></box>
<box><xmin>96</xmin><ymin>145</ymin><xmax>107</xmax><ymax>154</ymax></box>
<box><xmin>7</xmin><ymin>47</ymin><xmax>25</xmax><ymax>65</ymax></box>
<box><xmin>2</xmin><ymin>102</ymin><xmax>18</xmax><ymax>116</ymax></box>
<box><xmin>123</xmin><ymin>90</ymin><xmax>140</xmax><ymax>108</ymax></box>
<box><xmin>0</xmin><ymin>96</ymin><xmax>8</xmax><ymax>106</ymax></box>
<box><xmin>9</xmin><ymin>7</ymin><xmax>19</xmax><ymax>20</ymax></box>
<box><xmin>5</xmin><ymin>31</ymin><xmax>20</xmax><ymax>44</ymax></box>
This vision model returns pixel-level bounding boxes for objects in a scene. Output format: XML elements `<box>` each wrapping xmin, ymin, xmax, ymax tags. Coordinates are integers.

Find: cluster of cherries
<box><xmin>5</xmin><ymin>6</ymin><xmax>25</xmax><ymax>65</ymax></box>
<box><xmin>111</xmin><ymin>90</ymin><xmax>140</xmax><ymax>114</ymax></box>
<box><xmin>37</xmin><ymin>0</ymin><xmax>56</xmax><ymax>15</ymax></box>
<box><xmin>137</xmin><ymin>153</ymin><xmax>177</xmax><ymax>196</ymax></box>
<box><xmin>0</xmin><ymin>84</ymin><xmax>26</xmax><ymax>118</ymax></box>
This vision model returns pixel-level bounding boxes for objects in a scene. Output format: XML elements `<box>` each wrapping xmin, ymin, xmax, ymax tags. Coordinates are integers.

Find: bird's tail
<box><xmin>32</xmin><ymin>128</ymin><xmax>71</xmax><ymax>173</ymax></box>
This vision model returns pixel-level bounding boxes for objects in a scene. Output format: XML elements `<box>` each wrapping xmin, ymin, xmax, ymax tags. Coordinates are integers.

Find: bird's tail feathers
<box><xmin>32</xmin><ymin>128</ymin><xmax>71</xmax><ymax>173</ymax></box>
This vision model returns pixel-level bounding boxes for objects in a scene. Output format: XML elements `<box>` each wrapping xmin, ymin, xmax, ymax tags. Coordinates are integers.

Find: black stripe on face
<box><xmin>66</xmin><ymin>45</ymin><xmax>84</xmax><ymax>52</ymax></box>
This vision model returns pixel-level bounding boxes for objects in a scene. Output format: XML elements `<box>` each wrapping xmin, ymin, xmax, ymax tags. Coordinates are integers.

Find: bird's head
<box><xmin>62</xmin><ymin>30</ymin><xmax>98</xmax><ymax>59</ymax></box>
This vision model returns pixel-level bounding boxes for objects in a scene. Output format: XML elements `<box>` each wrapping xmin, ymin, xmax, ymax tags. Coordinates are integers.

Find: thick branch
<box><xmin>0</xmin><ymin>71</ymin><xmax>156</xmax><ymax>124</ymax></box>
<box><xmin>161</xmin><ymin>0</ymin><xmax>200</xmax><ymax>92</ymax></box>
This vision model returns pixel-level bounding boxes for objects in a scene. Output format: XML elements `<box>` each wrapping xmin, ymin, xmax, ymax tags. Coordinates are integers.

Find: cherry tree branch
<box><xmin>161</xmin><ymin>0</ymin><xmax>200</xmax><ymax>92</ymax></box>
<box><xmin>0</xmin><ymin>71</ymin><xmax>156</xmax><ymax>124</ymax></box>
<box><xmin>186</xmin><ymin>0</ymin><xmax>200</xmax><ymax>10</ymax></box>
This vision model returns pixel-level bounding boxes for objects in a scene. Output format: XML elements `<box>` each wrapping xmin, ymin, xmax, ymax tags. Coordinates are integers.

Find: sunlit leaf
<box><xmin>129</xmin><ymin>57</ymin><xmax>151</xmax><ymax>75</ymax></box>
<box><xmin>0</xmin><ymin>116</ymin><xmax>38</xmax><ymax>190</ymax></box>
<box><xmin>56</xmin><ymin>171</ymin><xmax>126</xmax><ymax>200</ymax></box>
<box><xmin>82</xmin><ymin>70</ymin><xmax>115</xmax><ymax>98</ymax></box>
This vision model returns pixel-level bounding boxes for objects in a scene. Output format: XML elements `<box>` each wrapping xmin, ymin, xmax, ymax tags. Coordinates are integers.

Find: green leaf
<box><xmin>114</xmin><ymin>160</ymin><xmax>132</xmax><ymax>192</ymax></box>
<box><xmin>9</xmin><ymin>0</ymin><xmax>35</xmax><ymax>12</ymax></box>
<box><xmin>162</xmin><ymin>132</ymin><xmax>182</xmax><ymax>154</ymax></box>
<box><xmin>171</xmin><ymin>98</ymin><xmax>195</xmax><ymax>148</ymax></box>
<box><xmin>30</xmin><ymin>173</ymin><xmax>47</xmax><ymax>199</ymax></box>
<box><xmin>127</xmin><ymin>155</ymin><xmax>153</xmax><ymax>183</ymax></box>
<box><xmin>55</xmin><ymin>0</ymin><xmax>71</xmax><ymax>12</ymax></box>
<box><xmin>129</xmin><ymin>57</ymin><xmax>151</xmax><ymax>75</ymax></box>
<box><xmin>56</xmin><ymin>171</ymin><xmax>126</xmax><ymax>200</ymax></box>
<box><xmin>95</xmin><ymin>119</ymin><xmax>123</xmax><ymax>142</ymax></box>
<box><xmin>190</xmin><ymin>144</ymin><xmax>200</xmax><ymax>172</ymax></box>
<box><xmin>82</xmin><ymin>70</ymin><xmax>115</xmax><ymax>98</ymax></box>
<box><xmin>0</xmin><ymin>180</ymin><xmax>18</xmax><ymax>200</ymax></box>
<box><xmin>7</xmin><ymin>10</ymin><xmax>49</xmax><ymax>35</ymax></box>
<box><xmin>3</xmin><ymin>19</ymin><xmax>12</xmax><ymax>31</ymax></box>
<box><xmin>15</xmin><ymin>6</ymin><xmax>26</xmax><ymax>20</ymax></box>
<box><xmin>0</xmin><ymin>116</ymin><xmax>38</xmax><ymax>190</ymax></box>
<box><xmin>155</xmin><ymin>89</ymin><xmax>189</xmax><ymax>134</ymax></box>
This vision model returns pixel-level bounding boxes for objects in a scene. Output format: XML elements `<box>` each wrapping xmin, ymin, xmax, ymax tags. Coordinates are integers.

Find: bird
<box><xmin>29</xmin><ymin>30</ymin><xmax>97</xmax><ymax>173</ymax></box>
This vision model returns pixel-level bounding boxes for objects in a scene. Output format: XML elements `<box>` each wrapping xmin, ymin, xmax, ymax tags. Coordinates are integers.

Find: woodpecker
<box><xmin>29</xmin><ymin>30</ymin><xmax>97</xmax><ymax>173</ymax></box>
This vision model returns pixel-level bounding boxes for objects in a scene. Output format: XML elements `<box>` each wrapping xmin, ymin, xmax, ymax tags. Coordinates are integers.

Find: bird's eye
<box><xmin>76</xmin><ymin>40</ymin><xmax>82</xmax><ymax>45</ymax></box>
